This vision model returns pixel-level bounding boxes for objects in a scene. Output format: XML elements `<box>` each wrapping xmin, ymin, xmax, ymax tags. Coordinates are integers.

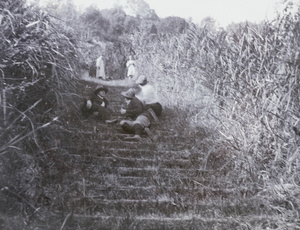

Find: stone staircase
<box><xmin>40</xmin><ymin>80</ymin><xmax>274</xmax><ymax>229</ymax></box>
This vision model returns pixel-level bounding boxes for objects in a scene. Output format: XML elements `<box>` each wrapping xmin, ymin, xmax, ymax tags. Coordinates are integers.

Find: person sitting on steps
<box><xmin>134</xmin><ymin>75</ymin><xmax>162</xmax><ymax>124</ymax></box>
<box><xmin>119</xmin><ymin>88</ymin><xmax>158</xmax><ymax>141</ymax></box>
<box><xmin>120</xmin><ymin>88</ymin><xmax>144</xmax><ymax>120</ymax></box>
<box><xmin>81</xmin><ymin>85</ymin><xmax>112</xmax><ymax>121</ymax></box>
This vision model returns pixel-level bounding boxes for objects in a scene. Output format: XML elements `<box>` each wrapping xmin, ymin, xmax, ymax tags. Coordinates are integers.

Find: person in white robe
<box><xmin>126</xmin><ymin>55</ymin><xmax>136</xmax><ymax>79</ymax></box>
<box><xmin>96</xmin><ymin>55</ymin><xmax>106</xmax><ymax>79</ymax></box>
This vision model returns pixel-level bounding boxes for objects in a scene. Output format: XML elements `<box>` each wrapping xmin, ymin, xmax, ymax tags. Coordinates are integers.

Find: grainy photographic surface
<box><xmin>1</xmin><ymin>0</ymin><xmax>300</xmax><ymax>229</ymax></box>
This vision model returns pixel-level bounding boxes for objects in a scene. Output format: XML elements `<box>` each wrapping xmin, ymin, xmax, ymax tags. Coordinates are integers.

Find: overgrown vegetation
<box><xmin>0</xmin><ymin>0</ymin><xmax>80</xmax><ymax>226</ymax></box>
<box><xmin>1</xmin><ymin>0</ymin><xmax>300</xmax><ymax>229</ymax></box>
<box><xmin>132</xmin><ymin>1</ymin><xmax>300</xmax><ymax>227</ymax></box>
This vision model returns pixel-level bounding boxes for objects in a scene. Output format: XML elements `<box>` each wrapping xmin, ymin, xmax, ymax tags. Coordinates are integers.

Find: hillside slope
<box><xmin>1</xmin><ymin>78</ymin><xmax>277</xmax><ymax>230</ymax></box>
<box><xmin>36</xmin><ymin>78</ymin><xmax>276</xmax><ymax>229</ymax></box>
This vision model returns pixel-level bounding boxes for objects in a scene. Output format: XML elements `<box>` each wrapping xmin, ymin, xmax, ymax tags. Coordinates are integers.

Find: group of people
<box><xmin>94</xmin><ymin>54</ymin><xmax>137</xmax><ymax>80</ymax></box>
<box><xmin>81</xmin><ymin>75</ymin><xmax>162</xmax><ymax>141</ymax></box>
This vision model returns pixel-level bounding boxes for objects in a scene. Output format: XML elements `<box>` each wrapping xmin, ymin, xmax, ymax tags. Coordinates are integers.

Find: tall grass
<box><xmin>0</xmin><ymin>0</ymin><xmax>81</xmax><ymax>223</ymax></box>
<box><xmin>0</xmin><ymin>0</ymin><xmax>80</xmax><ymax>146</ymax></box>
<box><xmin>131</xmin><ymin>28</ymin><xmax>218</xmax><ymax>135</ymax></box>
<box><xmin>131</xmin><ymin>1</ymin><xmax>300</xmax><ymax>226</ymax></box>
<box><xmin>1</xmin><ymin>0</ymin><xmax>300</xmax><ymax>227</ymax></box>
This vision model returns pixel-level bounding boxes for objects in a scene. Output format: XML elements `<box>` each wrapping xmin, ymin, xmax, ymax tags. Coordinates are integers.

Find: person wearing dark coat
<box><xmin>121</xmin><ymin>88</ymin><xmax>144</xmax><ymax>120</ymax></box>
<box><xmin>119</xmin><ymin>88</ymin><xmax>157</xmax><ymax>141</ymax></box>
<box><xmin>81</xmin><ymin>85</ymin><xmax>111</xmax><ymax>120</ymax></box>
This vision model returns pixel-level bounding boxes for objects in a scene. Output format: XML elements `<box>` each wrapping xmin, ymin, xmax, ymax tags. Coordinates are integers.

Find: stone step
<box><xmin>74</xmin><ymin>181</ymin><xmax>241</xmax><ymax>201</ymax></box>
<box><xmin>62</xmin><ymin>163</ymin><xmax>213</xmax><ymax>178</ymax></box>
<box><xmin>66</xmin><ymin>147</ymin><xmax>200</xmax><ymax>160</ymax></box>
<box><xmin>94</xmin><ymin>140</ymin><xmax>188</xmax><ymax>151</ymax></box>
<box><xmin>63</xmin><ymin>122</ymin><xmax>178</xmax><ymax>137</ymax></box>
<box><xmin>77</xmin><ymin>175</ymin><xmax>208</xmax><ymax>189</ymax></box>
<box><xmin>61</xmin><ymin>154</ymin><xmax>204</xmax><ymax>170</ymax></box>
<box><xmin>65</xmin><ymin>197</ymin><xmax>266</xmax><ymax>218</ymax></box>
<box><xmin>116</xmin><ymin>167</ymin><xmax>211</xmax><ymax>178</ymax></box>
<box><xmin>65</xmin><ymin>213</ymin><xmax>278</xmax><ymax>230</ymax></box>
<box><xmin>60</xmin><ymin>165</ymin><xmax>230</xmax><ymax>189</ymax></box>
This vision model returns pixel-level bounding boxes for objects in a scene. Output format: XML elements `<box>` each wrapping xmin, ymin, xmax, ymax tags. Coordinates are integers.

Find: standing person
<box><xmin>81</xmin><ymin>85</ymin><xmax>111</xmax><ymax>121</ymax></box>
<box><xmin>134</xmin><ymin>75</ymin><xmax>162</xmax><ymax>122</ymax></box>
<box><xmin>126</xmin><ymin>55</ymin><xmax>137</xmax><ymax>79</ymax></box>
<box><xmin>96</xmin><ymin>55</ymin><xmax>106</xmax><ymax>79</ymax></box>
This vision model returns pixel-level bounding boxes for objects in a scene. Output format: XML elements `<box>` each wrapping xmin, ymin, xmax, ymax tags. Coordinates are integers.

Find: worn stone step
<box><xmin>67</xmin><ymin>138</ymin><xmax>189</xmax><ymax>152</ymax></box>
<box><xmin>65</xmin><ymin>213</ymin><xmax>279</xmax><ymax>230</ymax></box>
<box><xmin>78</xmin><ymin>185</ymin><xmax>156</xmax><ymax>200</ymax></box>
<box><xmin>62</xmin><ymin>163</ymin><xmax>213</xmax><ymax>179</ymax></box>
<box><xmin>67</xmin><ymin>197</ymin><xmax>266</xmax><ymax>219</ymax></box>
<box><xmin>62</xmin><ymin>154</ymin><xmax>203</xmax><ymax>170</ymax></box>
<box><xmin>57</xmin><ymin>125</ymin><xmax>182</xmax><ymax>147</ymax></box>
<box><xmin>91</xmin><ymin>140</ymin><xmax>159</xmax><ymax>151</ymax></box>
<box><xmin>74</xmin><ymin>182</ymin><xmax>238</xmax><ymax>202</ymax></box>
<box><xmin>64</xmin><ymin>166</ymin><xmax>227</xmax><ymax>189</ymax></box>
<box><xmin>77</xmin><ymin>175</ymin><xmax>208</xmax><ymax>189</ymax></box>
<box><xmin>67</xmin><ymin>147</ymin><xmax>200</xmax><ymax>161</ymax></box>
<box><xmin>117</xmin><ymin>167</ymin><xmax>211</xmax><ymax>178</ymax></box>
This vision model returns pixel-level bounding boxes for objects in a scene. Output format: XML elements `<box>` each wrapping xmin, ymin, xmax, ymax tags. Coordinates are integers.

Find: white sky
<box><xmin>34</xmin><ymin>0</ymin><xmax>299</xmax><ymax>28</ymax></box>
<box><xmin>145</xmin><ymin>0</ymin><xmax>279</xmax><ymax>27</ymax></box>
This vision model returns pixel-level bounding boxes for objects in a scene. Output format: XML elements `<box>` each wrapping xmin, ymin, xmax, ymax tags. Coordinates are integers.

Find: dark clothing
<box><xmin>89</xmin><ymin>92</ymin><xmax>109</xmax><ymax>109</ymax></box>
<box><xmin>81</xmin><ymin>92</ymin><xmax>110</xmax><ymax>120</ymax></box>
<box><xmin>140</xmin><ymin>110</ymin><xmax>152</xmax><ymax>122</ymax></box>
<box><xmin>145</xmin><ymin>102</ymin><xmax>162</xmax><ymax>117</ymax></box>
<box><xmin>133</xmin><ymin>123</ymin><xmax>144</xmax><ymax>136</ymax></box>
<box><xmin>121</xmin><ymin>97</ymin><xmax>161</xmax><ymax>137</ymax></box>
<box><xmin>121</xmin><ymin>122</ymin><xmax>135</xmax><ymax>134</ymax></box>
<box><xmin>124</xmin><ymin>97</ymin><xmax>144</xmax><ymax>120</ymax></box>
<box><xmin>121</xmin><ymin>121</ymin><xmax>145</xmax><ymax>136</ymax></box>
<box><xmin>121</xmin><ymin>97</ymin><xmax>146</xmax><ymax>136</ymax></box>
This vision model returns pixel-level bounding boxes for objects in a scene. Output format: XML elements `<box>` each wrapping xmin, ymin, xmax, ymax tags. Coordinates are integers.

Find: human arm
<box><xmin>103</xmin><ymin>98</ymin><xmax>109</xmax><ymax>108</ymax></box>
<box><xmin>86</xmin><ymin>100</ymin><xmax>92</xmax><ymax>109</ymax></box>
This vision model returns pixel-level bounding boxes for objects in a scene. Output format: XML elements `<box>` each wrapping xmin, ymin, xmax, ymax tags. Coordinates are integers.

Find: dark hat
<box><xmin>121</xmin><ymin>88</ymin><xmax>135</xmax><ymax>99</ymax></box>
<box><xmin>94</xmin><ymin>85</ymin><xmax>108</xmax><ymax>94</ymax></box>
<box><xmin>135</xmin><ymin>75</ymin><xmax>148</xmax><ymax>85</ymax></box>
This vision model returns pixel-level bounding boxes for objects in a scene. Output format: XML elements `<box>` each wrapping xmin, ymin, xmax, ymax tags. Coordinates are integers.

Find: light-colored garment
<box><xmin>124</xmin><ymin>115</ymin><xmax>151</xmax><ymax>128</ymax></box>
<box><xmin>135</xmin><ymin>84</ymin><xmax>159</xmax><ymax>105</ymax></box>
<box><xmin>96</xmin><ymin>56</ymin><xmax>105</xmax><ymax>79</ymax></box>
<box><xmin>126</xmin><ymin>60</ymin><xmax>136</xmax><ymax>78</ymax></box>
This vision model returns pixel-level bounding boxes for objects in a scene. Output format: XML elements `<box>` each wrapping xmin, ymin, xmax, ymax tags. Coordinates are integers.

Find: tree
<box><xmin>101</xmin><ymin>7</ymin><xmax>127</xmax><ymax>37</ymax></box>
<box><xmin>157</xmin><ymin>16</ymin><xmax>188</xmax><ymax>34</ymax></box>
<box><xmin>123</xmin><ymin>15</ymin><xmax>140</xmax><ymax>34</ymax></box>
<box><xmin>200</xmin><ymin>16</ymin><xmax>217</xmax><ymax>31</ymax></box>
<box><xmin>119</xmin><ymin>0</ymin><xmax>159</xmax><ymax>20</ymax></box>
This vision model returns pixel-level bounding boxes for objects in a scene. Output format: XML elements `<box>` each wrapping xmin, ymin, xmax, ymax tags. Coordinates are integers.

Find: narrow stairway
<box><xmin>41</xmin><ymin>79</ymin><xmax>274</xmax><ymax>229</ymax></box>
